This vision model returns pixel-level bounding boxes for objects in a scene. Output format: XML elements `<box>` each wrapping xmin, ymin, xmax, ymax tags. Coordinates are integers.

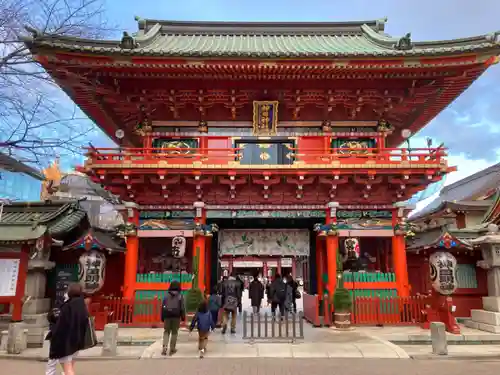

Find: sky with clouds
<box><xmin>70</xmin><ymin>0</ymin><xmax>500</xmax><ymax>192</ymax></box>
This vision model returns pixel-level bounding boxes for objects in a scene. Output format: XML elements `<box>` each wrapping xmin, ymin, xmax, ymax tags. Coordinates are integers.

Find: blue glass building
<box><xmin>0</xmin><ymin>153</ymin><xmax>43</xmax><ymax>201</ymax></box>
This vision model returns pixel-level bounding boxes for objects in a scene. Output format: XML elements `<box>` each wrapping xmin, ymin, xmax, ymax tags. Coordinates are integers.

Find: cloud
<box><xmin>413</xmin><ymin>68</ymin><xmax>500</xmax><ymax>161</ymax></box>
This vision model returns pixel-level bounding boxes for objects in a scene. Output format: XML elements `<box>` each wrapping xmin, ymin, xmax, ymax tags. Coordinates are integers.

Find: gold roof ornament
<box><xmin>40</xmin><ymin>158</ymin><xmax>62</xmax><ymax>200</ymax></box>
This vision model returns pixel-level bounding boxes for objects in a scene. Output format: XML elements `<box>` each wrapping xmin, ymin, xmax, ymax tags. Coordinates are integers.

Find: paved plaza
<box><xmin>2</xmin><ymin>290</ymin><xmax>500</xmax><ymax>361</ymax></box>
<box><xmin>3</xmin><ymin>358</ymin><xmax>500</xmax><ymax>375</ymax></box>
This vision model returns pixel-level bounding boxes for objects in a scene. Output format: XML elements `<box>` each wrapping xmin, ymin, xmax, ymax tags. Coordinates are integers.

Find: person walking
<box><xmin>161</xmin><ymin>281</ymin><xmax>186</xmax><ymax>356</ymax></box>
<box><xmin>220</xmin><ymin>272</ymin><xmax>241</xmax><ymax>334</ymax></box>
<box><xmin>236</xmin><ymin>275</ymin><xmax>244</xmax><ymax>314</ymax></box>
<box><xmin>189</xmin><ymin>300</ymin><xmax>216</xmax><ymax>358</ymax></box>
<box><xmin>248</xmin><ymin>271</ymin><xmax>264</xmax><ymax>314</ymax></box>
<box><xmin>269</xmin><ymin>274</ymin><xmax>287</xmax><ymax>318</ymax></box>
<box><xmin>207</xmin><ymin>287</ymin><xmax>222</xmax><ymax>327</ymax></box>
<box><xmin>286</xmin><ymin>276</ymin><xmax>299</xmax><ymax>313</ymax></box>
<box><xmin>46</xmin><ymin>283</ymin><xmax>90</xmax><ymax>375</ymax></box>
<box><xmin>217</xmin><ymin>276</ymin><xmax>227</xmax><ymax>295</ymax></box>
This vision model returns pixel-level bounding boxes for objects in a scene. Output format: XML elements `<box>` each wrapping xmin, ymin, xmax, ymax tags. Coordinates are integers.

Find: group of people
<box><xmin>251</xmin><ymin>273</ymin><xmax>300</xmax><ymax>317</ymax></box>
<box><xmin>160</xmin><ymin>272</ymin><xmax>300</xmax><ymax>358</ymax></box>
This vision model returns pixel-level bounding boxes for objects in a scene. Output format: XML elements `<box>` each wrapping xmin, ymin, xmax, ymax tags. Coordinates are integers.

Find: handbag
<box><xmin>82</xmin><ymin>317</ymin><xmax>98</xmax><ymax>350</ymax></box>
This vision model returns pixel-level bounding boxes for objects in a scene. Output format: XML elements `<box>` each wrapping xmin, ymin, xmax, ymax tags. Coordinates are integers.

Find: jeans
<box><xmin>210</xmin><ymin>309</ymin><xmax>219</xmax><ymax>326</ymax></box>
<box><xmin>222</xmin><ymin>309</ymin><xmax>237</xmax><ymax>331</ymax></box>
<box><xmin>162</xmin><ymin>317</ymin><xmax>181</xmax><ymax>350</ymax></box>
<box><xmin>271</xmin><ymin>302</ymin><xmax>285</xmax><ymax>317</ymax></box>
<box><xmin>45</xmin><ymin>353</ymin><xmax>76</xmax><ymax>375</ymax></box>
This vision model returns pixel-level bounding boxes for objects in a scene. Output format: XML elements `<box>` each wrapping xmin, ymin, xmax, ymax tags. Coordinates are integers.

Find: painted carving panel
<box><xmin>219</xmin><ymin>229</ymin><xmax>310</xmax><ymax>256</ymax></box>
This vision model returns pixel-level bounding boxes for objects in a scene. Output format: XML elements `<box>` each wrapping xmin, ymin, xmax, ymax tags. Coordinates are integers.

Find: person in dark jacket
<box><xmin>189</xmin><ymin>300</ymin><xmax>216</xmax><ymax>358</ymax></box>
<box><xmin>217</xmin><ymin>276</ymin><xmax>227</xmax><ymax>295</ymax></box>
<box><xmin>47</xmin><ymin>283</ymin><xmax>89</xmax><ymax>375</ymax></box>
<box><xmin>269</xmin><ymin>274</ymin><xmax>286</xmax><ymax>318</ymax></box>
<box><xmin>248</xmin><ymin>271</ymin><xmax>264</xmax><ymax>313</ymax></box>
<box><xmin>236</xmin><ymin>275</ymin><xmax>244</xmax><ymax>313</ymax></box>
<box><xmin>220</xmin><ymin>272</ymin><xmax>241</xmax><ymax>334</ymax></box>
<box><xmin>286</xmin><ymin>276</ymin><xmax>299</xmax><ymax>313</ymax></box>
<box><xmin>161</xmin><ymin>281</ymin><xmax>186</xmax><ymax>356</ymax></box>
<box><xmin>207</xmin><ymin>287</ymin><xmax>221</xmax><ymax>327</ymax></box>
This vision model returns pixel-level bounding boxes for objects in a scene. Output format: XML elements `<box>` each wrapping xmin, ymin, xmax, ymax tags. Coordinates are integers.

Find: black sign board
<box><xmin>54</xmin><ymin>266</ymin><xmax>78</xmax><ymax>307</ymax></box>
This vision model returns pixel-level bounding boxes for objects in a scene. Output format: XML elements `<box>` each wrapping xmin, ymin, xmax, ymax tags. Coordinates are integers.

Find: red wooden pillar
<box><xmin>193</xmin><ymin>202</ymin><xmax>206</xmax><ymax>292</ymax></box>
<box><xmin>144</xmin><ymin>135</ymin><xmax>152</xmax><ymax>154</ymax></box>
<box><xmin>11</xmin><ymin>249</ymin><xmax>28</xmax><ymax>322</ymax></box>
<box><xmin>277</xmin><ymin>258</ymin><xmax>282</xmax><ymax>276</ymax></box>
<box><xmin>263</xmin><ymin>262</ymin><xmax>268</xmax><ymax>278</ymax></box>
<box><xmin>205</xmin><ymin>237</ymin><xmax>211</xmax><ymax>294</ymax></box>
<box><xmin>392</xmin><ymin>208</ymin><xmax>410</xmax><ymax>297</ymax></box>
<box><xmin>325</xmin><ymin>202</ymin><xmax>339</xmax><ymax>299</ymax></box>
<box><xmin>316</xmin><ymin>235</ymin><xmax>324</xmax><ymax>296</ymax></box>
<box><xmin>291</xmin><ymin>258</ymin><xmax>296</xmax><ymax>279</ymax></box>
<box><xmin>123</xmin><ymin>202</ymin><xmax>139</xmax><ymax>299</ymax></box>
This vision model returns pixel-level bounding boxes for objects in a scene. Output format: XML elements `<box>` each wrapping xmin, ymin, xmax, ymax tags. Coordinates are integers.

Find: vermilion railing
<box><xmin>90</xmin><ymin>297</ymin><xmax>163</xmax><ymax>329</ymax></box>
<box><xmin>85</xmin><ymin>147</ymin><xmax>448</xmax><ymax>166</ymax></box>
<box><xmin>302</xmin><ymin>293</ymin><xmax>321</xmax><ymax>327</ymax></box>
<box><xmin>352</xmin><ymin>296</ymin><xmax>428</xmax><ymax>326</ymax></box>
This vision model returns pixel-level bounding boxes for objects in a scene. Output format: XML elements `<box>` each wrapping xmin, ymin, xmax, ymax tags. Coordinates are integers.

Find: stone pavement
<box><xmin>402</xmin><ymin>344</ymin><xmax>500</xmax><ymax>359</ymax></box>
<box><xmin>3</xmin><ymin>290</ymin><xmax>500</xmax><ymax>361</ymax></box>
<box><xmin>355</xmin><ymin>325</ymin><xmax>500</xmax><ymax>344</ymax></box>
<box><xmin>3</xmin><ymin>358</ymin><xmax>500</xmax><ymax>375</ymax></box>
<box><xmin>0</xmin><ymin>326</ymin><xmax>409</xmax><ymax>359</ymax></box>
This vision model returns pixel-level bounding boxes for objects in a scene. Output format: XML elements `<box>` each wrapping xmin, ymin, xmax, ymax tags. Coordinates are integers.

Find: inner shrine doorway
<box><xmin>210</xmin><ymin>218</ymin><xmax>316</xmax><ymax>290</ymax></box>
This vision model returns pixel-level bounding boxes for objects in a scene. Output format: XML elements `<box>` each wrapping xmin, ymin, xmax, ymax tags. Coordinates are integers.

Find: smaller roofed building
<box><xmin>407</xmin><ymin>162</ymin><xmax>500</xmax><ymax>318</ymax></box>
<box><xmin>0</xmin><ymin>200</ymin><xmax>89</xmax><ymax>340</ymax></box>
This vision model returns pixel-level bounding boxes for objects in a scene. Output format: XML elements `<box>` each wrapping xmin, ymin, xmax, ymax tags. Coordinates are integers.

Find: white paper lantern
<box><xmin>172</xmin><ymin>236</ymin><xmax>186</xmax><ymax>258</ymax></box>
<box><xmin>429</xmin><ymin>252</ymin><xmax>458</xmax><ymax>295</ymax></box>
<box><xmin>78</xmin><ymin>250</ymin><xmax>106</xmax><ymax>294</ymax></box>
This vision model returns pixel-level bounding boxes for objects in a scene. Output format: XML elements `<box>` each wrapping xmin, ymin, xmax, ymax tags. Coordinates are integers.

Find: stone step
<box><xmin>483</xmin><ymin>297</ymin><xmax>500</xmax><ymax>313</ymax></box>
<box><xmin>471</xmin><ymin>309</ymin><xmax>500</xmax><ymax>326</ymax></box>
<box><xmin>465</xmin><ymin>319</ymin><xmax>500</xmax><ymax>333</ymax></box>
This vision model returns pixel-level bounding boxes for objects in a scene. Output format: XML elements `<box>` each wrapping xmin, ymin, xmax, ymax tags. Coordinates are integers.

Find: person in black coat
<box><xmin>248</xmin><ymin>271</ymin><xmax>264</xmax><ymax>313</ymax></box>
<box><xmin>47</xmin><ymin>283</ymin><xmax>89</xmax><ymax>375</ymax></box>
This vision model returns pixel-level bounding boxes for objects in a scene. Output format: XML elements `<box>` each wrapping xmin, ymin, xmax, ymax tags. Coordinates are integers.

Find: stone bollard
<box><xmin>430</xmin><ymin>322</ymin><xmax>447</xmax><ymax>355</ymax></box>
<box><xmin>101</xmin><ymin>323</ymin><xmax>119</xmax><ymax>356</ymax></box>
<box><xmin>6</xmin><ymin>322</ymin><xmax>27</xmax><ymax>354</ymax></box>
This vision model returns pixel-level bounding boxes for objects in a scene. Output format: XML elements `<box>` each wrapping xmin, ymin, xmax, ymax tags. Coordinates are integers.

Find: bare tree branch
<box><xmin>0</xmin><ymin>0</ymin><xmax>115</xmax><ymax>166</ymax></box>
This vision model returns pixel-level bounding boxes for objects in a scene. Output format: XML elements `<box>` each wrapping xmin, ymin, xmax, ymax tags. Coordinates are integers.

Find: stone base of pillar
<box><xmin>0</xmin><ymin>313</ymin><xmax>49</xmax><ymax>348</ymax></box>
<box><xmin>5</xmin><ymin>322</ymin><xmax>28</xmax><ymax>354</ymax></box>
<box><xmin>465</xmin><ymin>297</ymin><xmax>500</xmax><ymax>333</ymax></box>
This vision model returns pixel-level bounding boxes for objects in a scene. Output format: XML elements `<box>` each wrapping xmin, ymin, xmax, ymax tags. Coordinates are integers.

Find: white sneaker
<box><xmin>199</xmin><ymin>348</ymin><xmax>205</xmax><ymax>358</ymax></box>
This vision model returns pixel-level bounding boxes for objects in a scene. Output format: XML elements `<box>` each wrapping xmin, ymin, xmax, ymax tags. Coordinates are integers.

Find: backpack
<box><xmin>222</xmin><ymin>280</ymin><xmax>239</xmax><ymax>311</ymax></box>
<box><xmin>208</xmin><ymin>294</ymin><xmax>221</xmax><ymax>311</ymax></box>
<box><xmin>274</xmin><ymin>281</ymin><xmax>287</xmax><ymax>302</ymax></box>
<box><xmin>196</xmin><ymin>311</ymin><xmax>213</xmax><ymax>332</ymax></box>
<box><xmin>162</xmin><ymin>293</ymin><xmax>181</xmax><ymax>317</ymax></box>
<box><xmin>223</xmin><ymin>295</ymin><xmax>239</xmax><ymax>311</ymax></box>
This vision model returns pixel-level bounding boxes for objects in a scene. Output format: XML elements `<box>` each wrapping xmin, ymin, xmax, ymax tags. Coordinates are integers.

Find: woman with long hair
<box><xmin>46</xmin><ymin>283</ymin><xmax>89</xmax><ymax>375</ymax></box>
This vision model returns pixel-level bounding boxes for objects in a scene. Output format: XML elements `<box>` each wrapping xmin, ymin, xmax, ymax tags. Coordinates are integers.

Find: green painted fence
<box><xmin>136</xmin><ymin>273</ymin><xmax>193</xmax><ymax>283</ymax></box>
<box><xmin>343</xmin><ymin>271</ymin><xmax>396</xmax><ymax>283</ymax></box>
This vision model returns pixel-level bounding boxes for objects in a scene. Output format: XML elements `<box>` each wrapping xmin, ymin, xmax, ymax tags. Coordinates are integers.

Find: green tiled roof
<box><xmin>0</xmin><ymin>200</ymin><xmax>88</xmax><ymax>243</ymax></box>
<box><xmin>22</xmin><ymin>18</ymin><xmax>500</xmax><ymax>58</ymax></box>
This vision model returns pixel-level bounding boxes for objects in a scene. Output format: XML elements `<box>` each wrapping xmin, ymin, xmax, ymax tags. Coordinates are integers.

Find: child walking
<box><xmin>189</xmin><ymin>300</ymin><xmax>215</xmax><ymax>358</ymax></box>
